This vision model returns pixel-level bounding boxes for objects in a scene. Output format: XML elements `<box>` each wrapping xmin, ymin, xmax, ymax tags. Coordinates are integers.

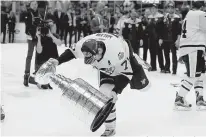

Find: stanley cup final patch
<box><xmin>118</xmin><ymin>52</ymin><xmax>124</xmax><ymax>60</ymax></box>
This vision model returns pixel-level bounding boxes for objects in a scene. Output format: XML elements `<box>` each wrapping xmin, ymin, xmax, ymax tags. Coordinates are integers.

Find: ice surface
<box><xmin>1</xmin><ymin>43</ymin><xmax>206</xmax><ymax>136</ymax></box>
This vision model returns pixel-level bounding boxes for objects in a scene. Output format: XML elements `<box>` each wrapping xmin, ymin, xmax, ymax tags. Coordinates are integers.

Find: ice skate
<box><xmin>37</xmin><ymin>84</ymin><xmax>49</xmax><ymax>89</ymax></box>
<box><xmin>1</xmin><ymin>106</ymin><xmax>5</xmax><ymax>121</ymax></box>
<box><xmin>196</xmin><ymin>91</ymin><xmax>206</xmax><ymax>111</ymax></box>
<box><xmin>48</xmin><ymin>84</ymin><xmax>53</xmax><ymax>89</ymax></box>
<box><xmin>174</xmin><ymin>92</ymin><xmax>192</xmax><ymax>111</ymax></box>
<box><xmin>101</xmin><ymin>128</ymin><xmax>116</xmax><ymax>137</ymax></box>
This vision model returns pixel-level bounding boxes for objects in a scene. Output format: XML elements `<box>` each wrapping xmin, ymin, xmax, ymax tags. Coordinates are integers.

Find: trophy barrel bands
<box><xmin>49</xmin><ymin>74</ymin><xmax>114</xmax><ymax>132</ymax></box>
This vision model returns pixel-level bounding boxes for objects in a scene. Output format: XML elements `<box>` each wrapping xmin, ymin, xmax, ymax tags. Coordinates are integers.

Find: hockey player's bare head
<box><xmin>192</xmin><ymin>1</ymin><xmax>205</xmax><ymax>10</ymax></box>
<box><xmin>81</xmin><ymin>39</ymin><xmax>98</xmax><ymax>64</ymax></box>
<box><xmin>81</xmin><ymin>39</ymin><xmax>105</xmax><ymax>64</ymax></box>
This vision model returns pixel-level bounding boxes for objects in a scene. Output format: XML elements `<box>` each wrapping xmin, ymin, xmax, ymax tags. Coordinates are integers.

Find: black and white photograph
<box><xmin>0</xmin><ymin>0</ymin><xmax>206</xmax><ymax>136</ymax></box>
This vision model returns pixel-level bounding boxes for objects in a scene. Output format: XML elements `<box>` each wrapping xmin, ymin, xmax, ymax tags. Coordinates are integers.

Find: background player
<box><xmin>175</xmin><ymin>1</ymin><xmax>206</xmax><ymax>111</ymax></box>
<box><xmin>41</xmin><ymin>32</ymin><xmax>151</xmax><ymax>136</ymax></box>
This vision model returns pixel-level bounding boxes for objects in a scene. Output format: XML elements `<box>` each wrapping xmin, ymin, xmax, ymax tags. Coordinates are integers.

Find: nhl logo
<box><xmin>118</xmin><ymin>52</ymin><xmax>124</xmax><ymax>60</ymax></box>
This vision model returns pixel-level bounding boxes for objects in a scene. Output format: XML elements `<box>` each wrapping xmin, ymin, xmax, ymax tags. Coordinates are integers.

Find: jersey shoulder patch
<box><xmin>118</xmin><ymin>52</ymin><xmax>124</xmax><ymax>60</ymax></box>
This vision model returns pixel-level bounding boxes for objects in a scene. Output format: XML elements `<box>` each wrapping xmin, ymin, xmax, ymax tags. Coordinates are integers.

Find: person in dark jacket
<box><xmin>76</xmin><ymin>8</ymin><xmax>88</xmax><ymax>41</ymax></box>
<box><xmin>121</xmin><ymin>11</ymin><xmax>131</xmax><ymax>40</ymax></box>
<box><xmin>23</xmin><ymin>1</ymin><xmax>41</xmax><ymax>87</ymax></box>
<box><xmin>1</xmin><ymin>6</ymin><xmax>8</xmax><ymax>44</ymax></box>
<box><xmin>129</xmin><ymin>11</ymin><xmax>143</xmax><ymax>55</ymax></box>
<box><xmin>8</xmin><ymin>11</ymin><xmax>16</xmax><ymax>43</ymax></box>
<box><xmin>160</xmin><ymin>2</ymin><xmax>181</xmax><ymax>74</ymax></box>
<box><xmin>147</xmin><ymin>4</ymin><xmax>164</xmax><ymax>72</ymax></box>
<box><xmin>53</xmin><ymin>2</ymin><xmax>65</xmax><ymax>40</ymax></box>
<box><xmin>89</xmin><ymin>9</ymin><xmax>103</xmax><ymax>34</ymax></box>
<box><xmin>108</xmin><ymin>13</ymin><xmax>116</xmax><ymax>33</ymax></box>
<box><xmin>35</xmin><ymin>29</ymin><xmax>60</xmax><ymax>73</ymax></box>
<box><xmin>142</xmin><ymin>9</ymin><xmax>151</xmax><ymax>62</ymax></box>
<box><xmin>141</xmin><ymin>14</ymin><xmax>150</xmax><ymax>61</ymax></box>
<box><xmin>78</xmin><ymin>9</ymin><xmax>89</xmax><ymax>39</ymax></box>
<box><xmin>63</xmin><ymin>8</ymin><xmax>76</xmax><ymax>47</ymax></box>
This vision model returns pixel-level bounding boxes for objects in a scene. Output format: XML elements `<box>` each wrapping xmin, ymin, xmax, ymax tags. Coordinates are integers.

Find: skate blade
<box><xmin>101</xmin><ymin>131</ymin><xmax>116</xmax><ymax>137</ymax></box>
<box><xmin>173</xmin><ymin>105</ymin><xmax>192</xmax><ymax>111</ymax></box>
<box><xmin>196</xmin><ymin>106</ymin><xmax>206</xmax><ymax>111</ymax></box>
<box><xmin>37</xmin><ymin>84</ymin><xmax>42</xmax><ymax>89</ymax></box>
<box><xmin>1</xmin><ymin>114</ymin><xmax>5</xmax><ymax>122</ymax></box>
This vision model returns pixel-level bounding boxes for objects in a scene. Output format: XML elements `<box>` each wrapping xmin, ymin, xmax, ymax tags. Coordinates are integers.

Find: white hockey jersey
<box><xmin>179</xmin><ymin>10</ymin><xmax>206</xmax><ymax>57</ymax></box>
<box><xmin>72</xmin><ymin>33</ymin><xmax>133</xmax><ymax>78</ymax></box>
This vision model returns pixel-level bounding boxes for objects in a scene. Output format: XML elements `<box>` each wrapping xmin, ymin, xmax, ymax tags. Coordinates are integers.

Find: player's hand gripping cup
<box><xmin>35</xmin><ymin>58</ymin><xmax>114</xmax><ymax>132</ymax></box>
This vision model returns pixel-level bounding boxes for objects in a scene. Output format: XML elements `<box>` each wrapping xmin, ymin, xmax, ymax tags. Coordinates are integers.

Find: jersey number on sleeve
<box><xmin>121</xmin><ymin>58</ymin><xmax>129</xmax><ymax>70</ymax></box>
<box><xmin>182</xmin><ymin>20</ymin><xmax>187</xmax><ymax>38</ymax></box>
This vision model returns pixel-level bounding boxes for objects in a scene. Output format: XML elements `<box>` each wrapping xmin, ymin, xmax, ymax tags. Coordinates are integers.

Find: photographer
<box><xmin>23</xmin><ymin>1</ymin><xmax>41</xmax><ymax>87</ymax></box>
<box><xmin>36</xmin><ymin>21</ymin><xmax>61</xmax><ymax>69</ymax></box>
<box><xmin>29</xmin><ymin>18</ymin><xmax>61</xmax><ymax>89</ymax></box>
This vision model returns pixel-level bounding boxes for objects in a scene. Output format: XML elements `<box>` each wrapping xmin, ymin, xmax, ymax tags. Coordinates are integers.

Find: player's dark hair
<box><xmin>81</xmin><ymin>39</ymin><xmax>98</xmax><ymax>55</ymax></box>
<box><xmin>181</xmin><ymin>8</ymin><xmax>190</xmax><ymax>20</ymax></box>
<box><xmin>192</xmin><ymin>1</ymin><xmax>204</xmax><ymax>9</ymax></box>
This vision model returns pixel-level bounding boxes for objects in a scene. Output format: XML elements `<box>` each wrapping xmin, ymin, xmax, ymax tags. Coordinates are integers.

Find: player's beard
<box><xmin>84</xmin><ymin>56</ymin><xmax>96</xmax><ymax>64</ymax></box>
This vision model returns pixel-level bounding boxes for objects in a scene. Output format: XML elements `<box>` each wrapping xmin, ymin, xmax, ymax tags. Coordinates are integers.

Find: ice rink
<box><xmin>1</xmin><ymin>43</ymin><xmax>206</xmax><ymax>136</ymax></box>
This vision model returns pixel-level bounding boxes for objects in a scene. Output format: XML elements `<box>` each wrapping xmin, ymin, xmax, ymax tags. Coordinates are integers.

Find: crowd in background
<box><xmin>1</xmin><ymin>6</ymin><xmax>16</xmax><ymax>43</ymax></box>
<box><xmin>1</xmin><ymin>0</ymin><xmax>206</xmax><ymax>75</ymax></box>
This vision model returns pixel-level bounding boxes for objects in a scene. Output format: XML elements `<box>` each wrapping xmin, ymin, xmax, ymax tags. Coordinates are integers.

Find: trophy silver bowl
<box><xmin>35</xmin><ymin>61</ymin><xmax>114</xmax><ymax>132</ymax></box>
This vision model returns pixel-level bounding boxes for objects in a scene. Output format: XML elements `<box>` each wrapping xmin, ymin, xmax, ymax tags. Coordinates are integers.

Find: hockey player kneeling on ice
<box><xmin>42</xmin><ymin>32</ymin><xmax>151</xmax><ymax>136</ymax></box>
<box><xmin>29</xmin><ymin>23</ymin><xmax>61</xmax><ymax>89</ymax></box>
<box><xmin>175</xmin><ymin>1</ymin><xmax>206</xmax><ymax>111</ymax></box>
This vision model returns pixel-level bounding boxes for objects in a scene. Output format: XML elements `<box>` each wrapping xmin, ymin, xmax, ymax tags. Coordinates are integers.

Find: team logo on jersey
<box><xmin>141</xmin><ymin>78</ymin><xmax>146</xmax><ymax>85</ymax></box>
<box><xmin>118</xmin><ymin>52</ymin><xmax>124</xmax><ymax>60</ymax></box>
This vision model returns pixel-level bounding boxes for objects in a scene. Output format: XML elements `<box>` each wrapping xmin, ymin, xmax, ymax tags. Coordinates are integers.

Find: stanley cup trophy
<box><xmin>35</xmin><ymin>60</ymin><xmax>114</xmax><ymax>132</ymax></box>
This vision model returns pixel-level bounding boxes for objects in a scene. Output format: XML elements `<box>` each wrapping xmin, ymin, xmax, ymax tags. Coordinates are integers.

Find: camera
<box><xmin>33</xmin><ymin>17</ymin><xmax>50</xmax><ymax>36</ymax></box>
<box><xmin>38</xmin><ymin>20</ymin><xmax>50</xmax><ymax>36</ymax></box>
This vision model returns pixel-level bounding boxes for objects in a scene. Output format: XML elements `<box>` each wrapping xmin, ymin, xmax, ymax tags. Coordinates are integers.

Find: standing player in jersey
<box><xmin>42</xmin><ymin>33</ymin><xmax>151</xmax><ymax>136</ymax></box>
<box><xmin>175</xmin><ymin>1</ymin><xmax>206</xmax><ymax>111</ymax></box>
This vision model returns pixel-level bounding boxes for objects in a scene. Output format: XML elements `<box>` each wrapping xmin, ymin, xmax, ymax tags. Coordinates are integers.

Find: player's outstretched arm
<box><xmin>57</xmin><ymin>48</ymin><xmax>76</xmax><ymax>65</ymax></box>
<box><xmin>57</xmin><ymin>34</ymin><xmax>94</xmax><ymax>65</ymax></box>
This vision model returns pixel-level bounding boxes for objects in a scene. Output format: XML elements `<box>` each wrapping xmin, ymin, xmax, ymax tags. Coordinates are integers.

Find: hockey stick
<box><xmin>133</xmin><ymin>54</ymin><xmax>152</xmax><ymax>71</ymax></box>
